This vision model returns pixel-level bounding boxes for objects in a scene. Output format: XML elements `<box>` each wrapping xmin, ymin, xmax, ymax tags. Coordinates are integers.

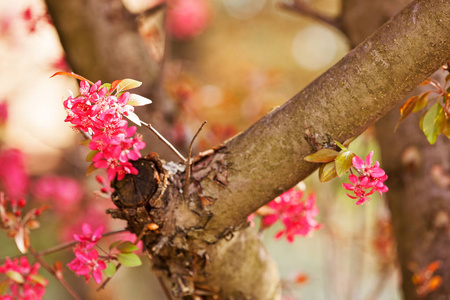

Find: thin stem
<box><xmin>184</xmin><ymin>121</ymin><xmax>207</xmax><ymax>200</ymax></box>
<box><xmin>0</xmin><ymin>230</ymin><xmax>127</xmax><ymax>264</ymax></box>
<box><xmin>141</xmin><ymin>121</ymin><xmax>187</xmax><ymax>163</ymax></box>
<box><xmin>29</xmin><ymin>246</ymin><xmax>82</xmax><ymax>300</ymax></box>
<box><xmin>97</xmin><ymin>225</ymin><xmax>150</xmax><ymax>291</ymax></box>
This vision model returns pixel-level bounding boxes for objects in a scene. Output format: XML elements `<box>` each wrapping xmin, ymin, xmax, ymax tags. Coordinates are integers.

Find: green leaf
<box><xmin>117</xmin><ymin>241</ymin><xmax>139</xmax><ymax>253</ymax></box>
<box><xmin>334</xmin><ymin>140</ymin><xmax>347</xmax><ymax>151</ymax></box>
<box><xmin>304</xmin><ymin>149</ymin><xmax>339</xmax><ymax>163</ymax></box>
<box><xmin>127</xmin><ymin>94</ymin><xmax>152</xmax><ymax>106</ymax></box>
<box><xmin>420</xmin><ymin>102</ymin><xmax>445</xmax><ymax>144</ymax></box>
<box><xmin>109</xmin><ymin>240</ymin><xmax>122</xmax><ymax>250</ymax></box>
<box><xmin>6</xmin><ymin>270</ymin><xmax>24</xmax><ymax>283</ymax></box>
<box><xmin>117</xmin><ymin>253</ymin><xmax>142</xmax><ymax>267</ymax></box>
<box><xmin>115</xmin><ymin>79</ymin><xmax>142</xmax><ymax>93</ymax></box>
<box><xmin>335</xmin><ymin>151</ymin><xmax>356</xmax><ymax>176</ymax></box>
<box><xmin>318</xmin><ymin>162</ymin><xmax>338</xmax><ymax>182</ymax></box>
<box><xmin>85</xmin><ymin>150</ymin><xmax>99</xmax><ymax>162</ymax></box>
<box><xmin>100</xmin><ymin>83</ymin><xmax>111</xmax><ymax>92</ymax></box>
<box><xmin>413</xmin><ymin>92</ymin><xmax>431</xmax><ymax>112</ymax></box>
<box><xmin>104</xmin><ymin>262</ymin><xmax>117</xmax><ymax>278</ymax></box>
<box><xmin>29</xmin><ymin>274</ymin><xmax>48</xmax><ymax>286</ymax></box>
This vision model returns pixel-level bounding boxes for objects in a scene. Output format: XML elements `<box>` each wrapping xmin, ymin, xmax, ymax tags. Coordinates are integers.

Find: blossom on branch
<box><xmin>343</xmin><ymin>151</ymin><xmax>388</xmax><ymax>205</ymax></box>
<box><xmin>63</xmin><ymin>79</ymin><xmax>147</xmax><ymax>181</ymax></box>
<box><xmin>0</xmin><ymin>257</ymin><xmax>48</xmax><ymax>299</ymax></box>
<box><xmin>262</xmin><ymin>188</ymin><xmax>322</xmax><ymax>242</ymax></box>
<box><xmin>68</xmin><ymin>223</ymin><xmax>106</xmax><ymax>284</ymax></box>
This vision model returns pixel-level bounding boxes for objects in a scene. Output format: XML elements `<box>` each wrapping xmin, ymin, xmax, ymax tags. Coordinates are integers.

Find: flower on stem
<box><xmin>73</xmin><ymin>223</ymin><xmax>104</xmax><ymax>250</ymax></box>
<box><xmin>68</xmin><ymin>223</ymin><xmax>106</xmax><ymax>284</ymax></box>
<box><xmin>343</xmin><ymin>151</ymin><xmax>388</xmax><ymax>205</ymax></box>
<box><xmin>0</xmin><ymin>257</ymin><xmax>48</xmax><ymax>299</ymax></box>
<box><xmin>262</xmin><ymin>188</ymin><xmax>322</xmax><ymax>242</ymax></box>
<box><xmin>67</xmin><ymin>247</ymin><xmax>106</xmax><ymax>284</ymax></box>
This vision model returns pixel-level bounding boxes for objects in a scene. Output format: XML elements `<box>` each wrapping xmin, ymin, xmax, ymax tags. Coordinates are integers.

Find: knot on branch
<box><xmin>111</xmin><ymin>153</ymin><xmax>168</xmax><ymax>208</ymax></box>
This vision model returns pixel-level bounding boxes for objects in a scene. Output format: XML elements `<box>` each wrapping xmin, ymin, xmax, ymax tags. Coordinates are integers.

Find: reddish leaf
<box><xmin>428</xmin><ymin>275</ymin><xmax>442</xmax><ymax>292</ymax></box>
<box><xmin>110</xmin><ymin>80</ymin><xmax>123</xmax><ymax>93</ymax></box>
<box><xmin>50</xmin><ymin>71</ymin><xmax>94</xmax><ymax>85</ymax></box>
<box><xmin>396</xmin><ymin>96</ymin><xmax>419</xmax><ymax>130</ymax></box>
<box><xmin>304</xmin><ymin>149</ymin><xmax>339</xmax><ymax>163</ymax></box>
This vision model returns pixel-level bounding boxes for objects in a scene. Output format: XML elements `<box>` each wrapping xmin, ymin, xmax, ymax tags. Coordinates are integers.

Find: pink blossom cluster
<box><xmin>343</xmin><ymin>151</ymin><xmax>388</xmax><ymax>205</ymax></box>
<box><xmin>63</xmin><ymin>80</ymin><xmax>145</xmax><ymax>181</ymax></box>
<box><xmin>262</xmin><ymin>188</ymin><xmax>322</xmax><ymax>243</ymax></box>
<box><xmin>67</xmin><ymin>223</ymin><xmax>106</xmax><ymax>284</ymax></box>
<box><xmin>0</xmin><ymin>257</ymin><xmax>48</xmax><ymax>299</ymax></box>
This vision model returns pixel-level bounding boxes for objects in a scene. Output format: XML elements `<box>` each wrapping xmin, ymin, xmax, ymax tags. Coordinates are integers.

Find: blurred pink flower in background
<box><xmin>166</xmin><ymin>0</ymin><xmax>211</xmax><ymax>40</ymax></box>
<box><xmin>33</xmin><ymin>176</ymin><xmax>83</xmax><ymax>214</ymax></box>
<box><xmin>0</xmin><ymin>149</ymin><xmax>29</xmax><ymax>199</ymax></box>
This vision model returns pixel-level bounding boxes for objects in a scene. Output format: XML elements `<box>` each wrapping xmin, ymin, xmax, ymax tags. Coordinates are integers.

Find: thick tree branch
<box><xmin>189</xmin><ymin>0</ymin><xmax>450</xmax><ymax>241</ymax></box>
<box><xmin>45</xmin><ymin>0</ymin><xmax>161</xmax><ymax>99</ymax></box>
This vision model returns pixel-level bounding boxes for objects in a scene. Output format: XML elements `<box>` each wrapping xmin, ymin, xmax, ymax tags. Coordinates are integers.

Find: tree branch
<box><xmin>189</xmin><ymin>0</ymin><xmax>450</xmax><ymax>240</ymax></box>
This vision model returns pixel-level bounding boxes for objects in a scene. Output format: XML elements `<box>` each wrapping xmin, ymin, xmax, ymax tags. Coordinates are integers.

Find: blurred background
<box><xmin>0</xmin><ymin>0</ymin><xmax>402</xmax><ymax>299</ymax></box>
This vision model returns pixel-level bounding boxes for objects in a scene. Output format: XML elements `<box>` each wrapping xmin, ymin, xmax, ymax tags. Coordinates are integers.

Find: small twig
<box><xmin>29</xmin><ymin>246</ymin><xmax>82</xmax><ymax>300</ymax></box>
<box><xmin>141</xmin><ymin>121</ymin><xmax>187</xmax><ymax>163</ymax></box>
<box><xmin>279</xmin><ymin>0</ymin><xmax>342</xmax><ymax>31</ymax></box>
<box><xmin>80</xmin><ymin>129</ymin><xmax>92</xmax><ymax>140</ymax></box>
<box><xmin>0</xmin><ymin>230</ymin><xmax>127</xmax><ymax>264</ymax></box>
<box><xmin>97</xmin><ymin>225</ymin><xmax>150</xmax><ymax>291</ymax></box>
<box><xmin>184</xmin><ymin>121</ymin><xmax>207</xmax><ymax>200</ymax></box>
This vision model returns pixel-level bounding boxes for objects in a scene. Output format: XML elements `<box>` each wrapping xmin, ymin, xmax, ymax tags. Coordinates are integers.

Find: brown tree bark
<box><xmin>46</xmin><ymin>0</ymin><xmax>450</xmax><ymax>298</ymax></box>
<box><xmin>340</xmin><ymin>0</ymin><xmax>450</xmax><ymax>299</ymax></box>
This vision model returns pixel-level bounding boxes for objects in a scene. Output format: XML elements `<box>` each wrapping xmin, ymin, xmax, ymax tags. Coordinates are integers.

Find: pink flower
<box><xmin>343</xmin><ymin>152</ymin><xmax>389</xmax><ymax>205</ymax></box>
<box><xmin>73</xmin><ymin>223</ymin><xmax>104</xmax><ymax>250</ymax></box>
<box><xmin>0</xmin><ymin>149</ymin><xmax>29</xmax><ymax>199</ymax></box>
<box><xmin>262</xmin><ymin>189</ymin><xmax>322</xmax><ymax>242</ymax></box>
<box><xmin>352</xmin><ymin>151</ymin><xmax>385</xmax><ymax>178</ymax></box>
<box><xmin>68</xmin><ymin>247</ymin><xmax>106</xmax><ymax>284</ymax></box>
<box><xmin>63</xmin><ymin>80</ymin><xmax>146</xmax><ymax>181</ymax></box>
<box><xmin>166</xmin><ymin>0</ymin><xmax>211</xmax><ymax>40</ymax></box>
<box><xmin>0</xmin><ymin>257</ymin><xmax>48</xmax><ymax>299</ymax></box>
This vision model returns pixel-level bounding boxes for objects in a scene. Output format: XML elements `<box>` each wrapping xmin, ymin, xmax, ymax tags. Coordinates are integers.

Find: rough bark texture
<box><xmin>341</xmin><ymin>0</ymin><xmax>450</xmax><ymax>299</ymax></box>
